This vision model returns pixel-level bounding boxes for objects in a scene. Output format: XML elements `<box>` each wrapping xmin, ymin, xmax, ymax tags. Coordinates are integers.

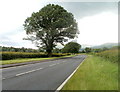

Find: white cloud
<box><xmin>0</xmin><ymin>0</ymin><xmax>45</xmax><ymax>34</ymax></box>
<box><xmin>77</xmin><ymin>12</ymin><xmax>118</xmax><ymax>46</ymax></box>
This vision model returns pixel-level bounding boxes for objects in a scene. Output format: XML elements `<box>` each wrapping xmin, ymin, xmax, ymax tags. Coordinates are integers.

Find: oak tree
<box><xmin>24</xmin><ymin>4</ymin><xmax>79</xmax><ymax>56</ymax></box>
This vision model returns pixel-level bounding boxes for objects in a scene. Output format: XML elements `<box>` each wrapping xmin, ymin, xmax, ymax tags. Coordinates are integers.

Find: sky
<box><xmin>0</xmin><ymin>0</ymin><xmax>118</xmax><ymax>49</ymax></box>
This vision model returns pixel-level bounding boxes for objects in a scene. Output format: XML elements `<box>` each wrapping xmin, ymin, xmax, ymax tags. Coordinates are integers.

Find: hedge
<box><xmin>1</xmin><ymin>52</ymin><xmax>70</xmax><ymax>60</ymax></box>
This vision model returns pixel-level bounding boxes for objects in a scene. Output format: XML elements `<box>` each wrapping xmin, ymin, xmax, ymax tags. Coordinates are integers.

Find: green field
<box><xmin>62</xmin><ymin>55</ymin><xmax>118</xmax><ymax>90</ymax></box>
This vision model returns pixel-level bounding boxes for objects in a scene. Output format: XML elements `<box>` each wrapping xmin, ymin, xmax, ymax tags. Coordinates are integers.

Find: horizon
<box><xmin>0</xmin><ymin>42</ymin><xmax>118</xmax><ymax>50</ymax></box>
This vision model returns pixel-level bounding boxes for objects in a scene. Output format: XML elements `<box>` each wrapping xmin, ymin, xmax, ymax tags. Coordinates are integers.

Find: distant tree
<box><xmin>62</xmin><ymin>42</ymin><xmax>81</xmax><ymax>53</ymax></box>
<box><xmin>81</xmin><ymin>50</ymin><xmax>85</xmax><ymax>53</ymax></box>
<box><xmin>85</xmin><ymin>47</ymin><xmax>92</xmax><ymax>53</ymax></box>
<box><xmin>23</xmin><ymin>4</ymin><xmax>78</xmax><ymax>56</ymax></box>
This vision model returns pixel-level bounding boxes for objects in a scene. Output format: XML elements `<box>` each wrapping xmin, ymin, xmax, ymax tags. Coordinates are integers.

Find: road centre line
<box><xmin>3</xmin><ymin>62</ymin><xmax>60</xmax><ymax>79</ymax></box>
<box><xmin>3</xmin><ymin>60</ymin><xmax>68</xmax><ymax>79</ymax></box>
<box><xmin>15</xmin><ymin>68</ymin><xmax>43</xmax><ymax>76</ymax></box>
<box><xmin>2</xmin><ymin>78</ymin><xmax>6</xmax><ymax>80</ymax></box>
<box><xmin>49</xmin><ymin>64</ymin><xmax>56</xmax><ymax>66</ymax></box>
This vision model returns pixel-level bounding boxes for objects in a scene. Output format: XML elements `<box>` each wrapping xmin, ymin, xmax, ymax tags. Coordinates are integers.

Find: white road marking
<box><xmin>16</xmin><ymin>72</ymin><xmax>26</xmax><ymax>76</ymax></box>
<box><xmin>49</xmin><ymin>64</ymin><xmax>56</xmax><ymax>67</ymax></box>
<box><xmin>15</xmin><ymin>68</ymin><xmax>43</xmax><ymax>76</ymax></box>
<box><xmin>2</xmin><ymin>78</ymin><xmax>6</xmax><ymax>80</ymax></box>
<box><xmin>35</xmin><ymin>68</ymin><xmax>43</xmax><ymax>71</ymax></box>
<box><xmin>17</xmin><ymin>65</ymin><xmax>29</xmax><ymax>68</ymax></box>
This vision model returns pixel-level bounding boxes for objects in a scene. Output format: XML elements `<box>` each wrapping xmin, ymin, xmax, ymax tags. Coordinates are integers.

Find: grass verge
<box><xmin>0</xmin><ymin>55</ymin><xmax>76</xmax><ymax>65</ymax></box>
<box><xmin>62</xmin><ymin>55</ymin><xmax>118</xmax><ymax>90</ymax></box>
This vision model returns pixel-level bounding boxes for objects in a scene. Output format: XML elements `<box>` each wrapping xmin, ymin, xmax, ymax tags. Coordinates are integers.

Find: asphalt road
<box><xmin>2</xmin><ymin>55</ymin><xmax>86</xmax><ymax>91</ymax></box>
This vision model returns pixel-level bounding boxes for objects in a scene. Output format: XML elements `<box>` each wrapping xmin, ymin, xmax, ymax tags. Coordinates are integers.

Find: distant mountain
<box><xmin>91</xmin><ymin>43</ymin><xmax>118</xmax><ymax>49</ymax></box>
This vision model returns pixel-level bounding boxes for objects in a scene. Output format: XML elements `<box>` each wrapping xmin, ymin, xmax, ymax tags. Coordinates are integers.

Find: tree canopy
<box><xmin>23</xmin><ymin>4</ymin><xmax>79</xmax><ymax>56</ymax></box>
<box><xmin>62</xmin><ymin>42</ymin><xmax>81</xmax><ymax>53</ymax></box>
<box><xmin>85</xmin><ymin>47</ymin><xmax>92</xmax><ymax>53</ymax></box>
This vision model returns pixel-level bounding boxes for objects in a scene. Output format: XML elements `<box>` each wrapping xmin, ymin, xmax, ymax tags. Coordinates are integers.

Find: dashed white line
<box><xmin>2</xmin><ymin>78</ymin><xmax>6</xmax><ymax>80</ymax></box>
<box><xmin>49</xmin><ymin>64</ymin><xmax>56</xmax><ymax>67</ymax></box>
<box><xmin>16</xmin><ymin>72</ymin><xmax>26</xmax><ymax>76</ymax></box>
<box><xmin>35</xmin><ymin>68</ymin><xmax>43</xmax><ymax>71</ymax></box>
<box><xmin>16</xmin><ymin>68</ymin><xmax>43</xmax><ymax>76</ymax></box>
<box><xmin>17</xmin><ymin>65</ymin><xmax>29</xmax><ymax>68</ymax></box>
<box><xmin>4</xmin><ymin>61</ymin><xmax>63</xmax><ymax>79</ymax></box>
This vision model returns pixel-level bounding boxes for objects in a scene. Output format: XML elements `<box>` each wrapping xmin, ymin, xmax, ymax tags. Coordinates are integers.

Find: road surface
<box><xmin>2</xmin><ymin>55</ymin><xmax>86</xmax><ymax>91</ymax></box>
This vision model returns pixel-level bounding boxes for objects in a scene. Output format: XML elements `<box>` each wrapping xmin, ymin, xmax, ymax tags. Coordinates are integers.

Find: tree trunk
<box><xmin>46</xmin><ymin>38</ymin><xmax>54</xmax><ymax>57</ymax></box>
<box><xmin>46</xmin><ymin>49</ymin><xmax>52</xmax><ymax>57</ymax></box>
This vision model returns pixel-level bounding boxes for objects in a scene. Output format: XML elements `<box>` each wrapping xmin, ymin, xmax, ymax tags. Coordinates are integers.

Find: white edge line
<box><xmin>55</xmin><ymin>57</ymin><xmax>87</xmax><ymax>91</ymax></box>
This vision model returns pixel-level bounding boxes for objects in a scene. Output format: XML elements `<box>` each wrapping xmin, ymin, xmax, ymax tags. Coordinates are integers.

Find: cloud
<box><xmin>77</xmin><ymin>12</ymin><xmax>118</xmax><ymax>46</ymax></box>
<box><xmin>53</xmin><ymin>2</ymin><xmax>118</xmax><ymax>19</ymax></box>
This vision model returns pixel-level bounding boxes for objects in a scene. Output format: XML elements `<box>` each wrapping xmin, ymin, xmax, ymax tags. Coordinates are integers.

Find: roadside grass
<box><xmin>0</xmin><ymin>55</ymin><xmax>76</xmax><ymax>65</ymax></box>
<box><xmin>62</xmin><ymin>55</ymin><xmax>118</xmax><ymax>90</ymax></box>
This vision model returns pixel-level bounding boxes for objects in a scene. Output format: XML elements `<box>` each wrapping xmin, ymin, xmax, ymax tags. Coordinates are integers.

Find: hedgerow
<box><xmin>1</xmin><ymin>52</ymin><xmax>70</xmax><ymax>60</ymax></box>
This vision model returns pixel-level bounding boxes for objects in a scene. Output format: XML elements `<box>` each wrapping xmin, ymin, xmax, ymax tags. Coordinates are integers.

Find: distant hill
<box><xmin>91</xmin><ymin>43</ymin><xmax>118</xmax><ymax>49</ymax></box>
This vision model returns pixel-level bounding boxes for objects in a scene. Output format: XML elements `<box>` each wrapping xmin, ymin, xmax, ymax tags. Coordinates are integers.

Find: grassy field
<box><xmin>0</xmin><ymin>55</ymin><xmax>75</xmax><ymax>65</ymax></box>
<box><xmin>62</xmin><ymin>55</ymin><xmax>118</xmax><ymax>90</ymax></box>
<box><xmin>96</xmin><ymin>49</ymin><xmax>119</xmax><ymax>63</ymax></box>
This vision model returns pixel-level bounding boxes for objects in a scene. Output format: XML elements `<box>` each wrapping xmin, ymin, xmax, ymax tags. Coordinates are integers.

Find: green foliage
<box><xmin>1</xmin><ymin>52</ymin><xmax>69</xmax><ymax>60</ymax></box>
<box><xmin>62</xmin><ymin>42</ymin><xmax>81</xmax><ymax>53</ymax></box>
<box><xmin>23</xmin><ymin>4</ymin><xmax>78</xmax><ymax>56</ymax></box>
<box><xmin>85</xmin><ymin>47</ymin><xmax>92</xmax><ymax>53</ymax></box>
<box><xmin>1</xmin><ymin>46</ymin><xmax>38</xmax><ymax>52</ymax></box>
